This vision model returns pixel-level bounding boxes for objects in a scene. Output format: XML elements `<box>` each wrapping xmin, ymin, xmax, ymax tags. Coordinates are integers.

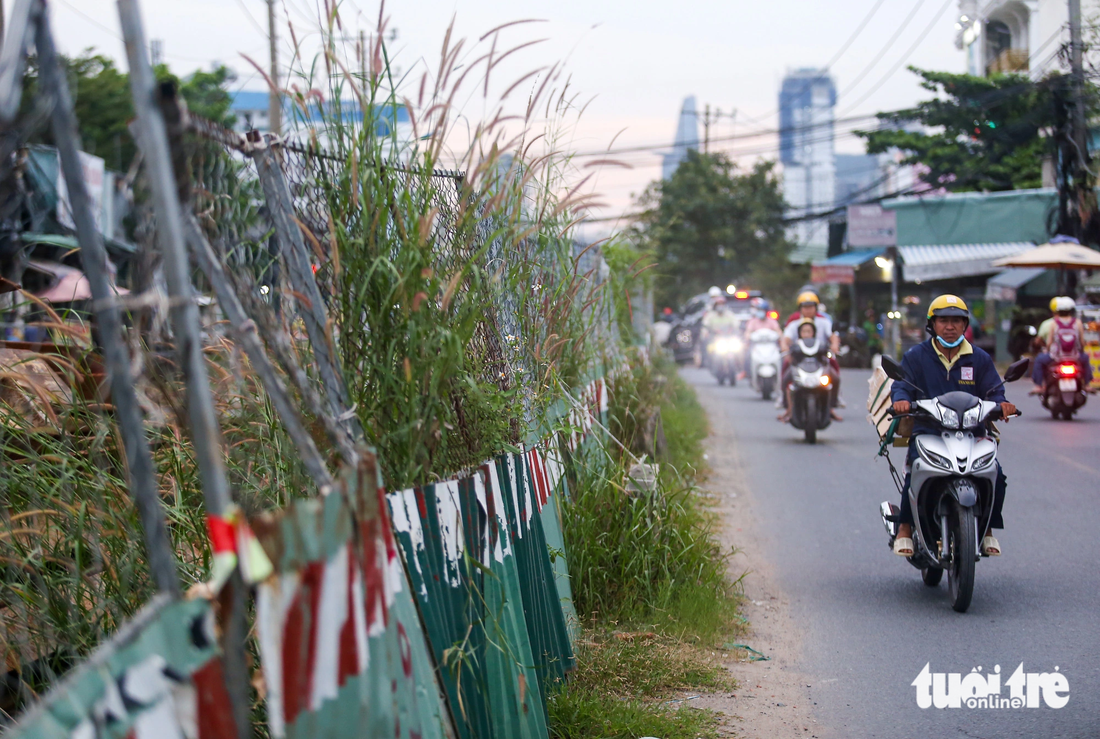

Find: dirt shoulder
<box><xmin>690</xmin><ymin>398</ymin><xmax>825</xmax><ymax>739</ymax></box>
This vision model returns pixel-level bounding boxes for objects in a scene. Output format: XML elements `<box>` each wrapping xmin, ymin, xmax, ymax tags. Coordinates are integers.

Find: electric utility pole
<box><xmin>700</xmin><ymin>105</ymin><xmax>736</xmax><ymax>155</ymax></box>
<box><xmin>268</xmin><ymin>0</ymin><xmax>281</xmax><ymax>135</ymax></box>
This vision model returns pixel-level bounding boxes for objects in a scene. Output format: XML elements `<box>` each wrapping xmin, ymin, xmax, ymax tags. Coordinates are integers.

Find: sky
<box><xmin>52</xmin><ymin>0</ymin><xmax>973</xmax><ymax>237</ymax></box>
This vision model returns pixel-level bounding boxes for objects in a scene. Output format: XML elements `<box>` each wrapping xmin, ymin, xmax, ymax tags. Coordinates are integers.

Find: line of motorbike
<box><xmin>877</xmin><ymin>355</ymin><xmax>1029</xmax><ymax>613</ymax></box>
<box><xmin>705</xmin><ymin>329</ymin><xmax>781</xmax><ymax>401</ymax></box>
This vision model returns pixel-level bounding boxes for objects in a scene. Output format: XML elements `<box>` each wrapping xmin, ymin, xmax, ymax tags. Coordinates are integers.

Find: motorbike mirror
<box><xmin>1003</xmin><ymin>357</ymin><xmax>1030</xmax><ymax>383</ymax></box>
<box><xmin>880</xmin><ymin>355</ymin><xmax>906</xmax><ymax>382</ymax></box>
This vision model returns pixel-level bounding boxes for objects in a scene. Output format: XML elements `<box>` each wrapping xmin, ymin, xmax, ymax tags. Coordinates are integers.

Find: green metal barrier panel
<box><xmin>5</xmin><ymin>595</ymin><xmax>236</xmax><ymax>739</ymax></box>
<box><xmin>387</xmin><ymin>435</ymin><xmax>579</xmax><ymax>739</ymax></box>
<box><xmin>250</xmin><ymin>452</ymin><xmax>455</xmax><ymax>739</ymax></box>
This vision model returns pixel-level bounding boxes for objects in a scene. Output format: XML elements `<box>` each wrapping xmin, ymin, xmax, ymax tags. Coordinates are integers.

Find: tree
<box><xmin>19</xmin><ymin>50</ymin><xmax>236</xmax><ymax>171</ymax></box>
<box><xmin>634</xmin><ymin>151</ymin><xmax>793</xmax><ymax>310</ymax></box>
<box><xmin>858</xmin><ymin>67</ymin><xmax>1059</xmax><ymax>193</ymax></box>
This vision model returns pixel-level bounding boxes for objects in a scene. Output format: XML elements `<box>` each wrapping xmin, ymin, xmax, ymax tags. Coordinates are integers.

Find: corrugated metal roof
<box><xmin>815</xmin><ymin>248</ymin><xmax>885</xmax><ymax>266</ymax></box>
<box><xmin>789</xmin><ymin>243</ymin><xmax>829</xmax><ymax>264</ymax></box>
<box><xmin>987</xmin><ymin>267</ymin><xmax>1047</xmax><ymax>288</ymax></box>
<box><xmin>899</xmin><ymin>242</ymin><xmax>1033</xmax><ymax>282</ymax></box>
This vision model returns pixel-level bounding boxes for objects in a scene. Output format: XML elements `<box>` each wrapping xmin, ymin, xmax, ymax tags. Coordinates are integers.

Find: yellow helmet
<box><xmin>926</xmin><ymin>294</ymin><xmax>969</xmax><ymax>334</ymax></box>
<box><xmin>1050</xmin><ymin>297</ymin><xmax>1060</xmax><ymax>312</ymax></box>
<box><xmin>796</xmin><ymin>291</ymin><xmax>820</xmax><ymax>306</ymax></box>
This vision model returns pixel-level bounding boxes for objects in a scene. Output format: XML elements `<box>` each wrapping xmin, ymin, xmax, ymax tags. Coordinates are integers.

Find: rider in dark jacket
<box><xmin>889</xmin><ymin>295</ymin><xmax>1017</xmax><ymax>558</ymax></box>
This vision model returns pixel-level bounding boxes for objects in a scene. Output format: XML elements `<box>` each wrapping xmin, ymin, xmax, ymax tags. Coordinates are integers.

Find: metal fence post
<box><xmin>251</xmin><ymin>137</ymin><xmax>363</xmax><ymax>445</ymax></box>
<box><xmin>181</xmin><ymin>211</ymin><xmax>335</xmax><ymax>492</ymax></box>
<box><xmin>31</xmin><ymin>0</ymin><xmax>181</xmax><ymax>597</ymax></box>
<box><xmin>115</xmin><ymin>1</ymin><xmax>251</xmax><ymax>734</ymax></box>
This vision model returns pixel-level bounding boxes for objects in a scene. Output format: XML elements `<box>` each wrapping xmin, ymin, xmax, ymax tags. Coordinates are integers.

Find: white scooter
<box><xmin>877</xmin><ymin>355</ymin><xmax>1028</xmax><ymax>613</ymax></box>
<box><xmin>748</xmin><ymin>328</ymin><xmax>781</xmax><ymax>400</ymax></box>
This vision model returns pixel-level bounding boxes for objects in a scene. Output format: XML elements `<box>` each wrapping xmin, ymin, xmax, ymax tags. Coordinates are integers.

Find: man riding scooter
<box><xmin>890</xmin><ymin>295</ymin><xmax>1016</xmax><ymax>558</ymax></box>
<box><xmin>1030</xmin><ymin>296</ymin><xmax>1092</xmax><ymax>394</ymax></box>
<box><xmin>701</xmin><ymin>296</ymin><xmax>740</xmax><ymax>367</ymax></box>
<box><xmin>739</xmin><ymin>299</ymin><xmax>781</xmax><ymax>380</ymax></box>
<box><xmin>779</xmin><ymin>291</ymin><xmax>843</xmax><ymax>421</ymax></box>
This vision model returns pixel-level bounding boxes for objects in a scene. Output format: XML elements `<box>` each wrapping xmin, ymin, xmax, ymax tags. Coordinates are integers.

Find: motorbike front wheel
<box><xmin>921</xmin><ymin>566</ymin><xmax>943</xmax><ymax>587</ymax></box>
<box><xmin>760</xmin><ymin>377</ymin><xmax>774</xmax><ymax>400</ymax></box>
<box><xmin>947</xmin><ymin>500</ymin><xmax>977</xmax><ymax>613</ymax></box>
<box><xmin>803</xmin><ymin>394</ymin><xmax>817</xmax><ymax>444</ymax></box>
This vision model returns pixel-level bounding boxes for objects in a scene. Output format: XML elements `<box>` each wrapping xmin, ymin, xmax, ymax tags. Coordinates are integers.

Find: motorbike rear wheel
<box><xmin>1061</xmin><ymin>409</ymin><xmax>1074</xmax><ymax>420</ymax></box>
<box><xmin>921</xmin><ymin>566</ymin><xmax>943</xmax><ymax>587</ymax></box>
<box><xmin>760</xmin><ymin>377</ymin><xmax>774</xmax><ymax>400</ymax></box>
<box><xmin>804</xmin><ymin>394</ymin><xmax>817</xmax><ymax>444</ymax></box>
<box><xmin>947</xmin><ymin>500</ymin><xmax>977</xmax><ymax>613</ymax></box>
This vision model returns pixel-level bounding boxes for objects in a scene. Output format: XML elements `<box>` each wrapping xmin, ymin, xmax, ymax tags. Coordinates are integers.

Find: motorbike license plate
<box><xmin>1059</xmin><ymin>378</ymin><xmax>1077</xmax><ymax>392</ymax></box>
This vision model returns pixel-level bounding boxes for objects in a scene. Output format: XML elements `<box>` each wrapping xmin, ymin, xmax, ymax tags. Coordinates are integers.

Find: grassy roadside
<box><xmin>550</xmin><ymin>350</ymin><xmax>741</xmax><ymax>739</ymax></box>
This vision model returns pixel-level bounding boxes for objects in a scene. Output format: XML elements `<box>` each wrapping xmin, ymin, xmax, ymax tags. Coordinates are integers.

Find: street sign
<box><xmin>847</xmin><ymin>204</ymin><xmax>896</xmax><ymax>247</ymax></box>
<box><xmin>810</xmin><ymin>264</ymin><xmax>855</xmax><ymax>284</ymax></box>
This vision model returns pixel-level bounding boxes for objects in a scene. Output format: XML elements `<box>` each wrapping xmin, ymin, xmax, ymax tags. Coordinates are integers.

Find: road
<box><xmin>684</xmin><ymin>366</ymin><xmax>1100</xmax><ymax>739</ymax></box>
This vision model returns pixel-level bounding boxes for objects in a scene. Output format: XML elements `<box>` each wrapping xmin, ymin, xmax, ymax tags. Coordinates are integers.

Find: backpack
<box><xmin>1050</xmin><ymin>316</ymin><xmax>1079</xmax><ymax>360</ymax></box>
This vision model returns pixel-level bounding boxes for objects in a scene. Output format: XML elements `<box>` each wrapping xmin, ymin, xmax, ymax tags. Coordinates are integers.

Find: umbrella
<box><xmin>992</xmin><ymin>242</ymin><xmax>1100</xmax><ymax>269</ymax></box>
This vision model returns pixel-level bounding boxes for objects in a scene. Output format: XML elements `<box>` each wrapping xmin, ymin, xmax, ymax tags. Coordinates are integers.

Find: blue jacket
<box><xmin>890</xmin><ymin>339</ymin><xmax>1006</xmax><ymax>413</ymax></box>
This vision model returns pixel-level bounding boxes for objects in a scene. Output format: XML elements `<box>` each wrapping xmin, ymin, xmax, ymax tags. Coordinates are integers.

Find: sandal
<box><xmin>893</xmin><ymin>537</ymin><xmax>914</xmax><ymax>557</ymax></box>
<box><xmin>981</xmin><ymin>535</ymin><xmax>1001</xmax><ymax>556</ymax></box>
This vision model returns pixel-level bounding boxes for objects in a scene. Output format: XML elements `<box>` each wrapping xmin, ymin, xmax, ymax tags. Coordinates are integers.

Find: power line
<box><xmin>234</xmin><ymin>0</ymin><xmax>269</xmax><ymax>39</ymax></box>
<box><xmin>574</xmin><ymin>112</ymin><xmax>877</xmax><ymax>159</ymax></box>
<box><xmin>839</xmin><ymin>0</ymin><xmax>954</xmax><ymax>116</ymax></box>
<box><xmin>739</xmin><ymin>0</ymin><xmax>889</xmax><ymax>127</ymax></box>
<box><xmin>837</xmin><ymin>0</ymin><xmax>927</xmax><ymax>100</ymax></box>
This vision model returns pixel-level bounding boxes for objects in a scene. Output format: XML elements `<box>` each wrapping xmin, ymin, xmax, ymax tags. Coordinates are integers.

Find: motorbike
<box><xmin>748</xmin><ymin>328</ymin><xmax>781</xmax><ymax>400</ymax></box>
<box><xmin>786</xmin><ymin>337</ymin><xmax>834</xmax><ymax>443</ymax></box>
<box><xmin>877</xmin><ymin>355</ymin><xmax>1028</xmax><ymax>613</ymax></box>
<box><xmin>708</xmin><ymin>333</ymin><xmax>742</xmax><ymax>385</ymax></box>
<box><xmin>1040</xmin><ymin>357</ymin><xmax>1088</xmax><ymax>421</ymax></box>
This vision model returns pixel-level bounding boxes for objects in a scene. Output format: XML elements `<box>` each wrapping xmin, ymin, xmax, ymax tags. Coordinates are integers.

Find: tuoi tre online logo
<box><xmin>912</xmin><ymin>663</ymin><xmax>1069</xmax><ymax>709</ymax></box>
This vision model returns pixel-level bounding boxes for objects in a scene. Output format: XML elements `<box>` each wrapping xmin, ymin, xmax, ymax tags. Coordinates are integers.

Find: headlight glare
<box><xmin>917</xmin><ymin>440</ymin><xmax>952</xmax><ymax>469</ymax></box>
<box><xmin>972</xmin><ymin>451</ymin><xmax>996</xmax><ymax>470</ymax></box>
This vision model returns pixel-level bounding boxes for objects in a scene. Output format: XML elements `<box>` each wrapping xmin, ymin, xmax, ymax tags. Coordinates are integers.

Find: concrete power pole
<box><xmin>268</xmin><ymin>0</ymin><xmax>281</xmax><ymax>135</ymax></box>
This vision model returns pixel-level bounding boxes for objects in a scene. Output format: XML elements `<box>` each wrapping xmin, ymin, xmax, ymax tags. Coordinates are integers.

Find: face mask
<box><xmin>936</xmin><ymin>334</ymin><xmax>965</xmax><ymax>349</ymax></box>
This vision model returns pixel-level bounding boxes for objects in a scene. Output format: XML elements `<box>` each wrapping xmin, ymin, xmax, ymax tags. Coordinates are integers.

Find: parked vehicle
<box><xmin>877</xmin><ymin>356</ymin><xmax>1028</xmax><ymax>613</ymax></box>
<box><xmin>786</xmin><ymin>336</ymin><xmax>834</xmax><ymax>443</ymax></box>
<box><xmin>748</xmin><ymin>328</ymin><xmax>780</xmax><ymax>399</ymax></box>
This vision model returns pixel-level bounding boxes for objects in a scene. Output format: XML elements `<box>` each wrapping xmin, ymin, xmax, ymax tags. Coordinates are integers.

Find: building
<box><xmin>955</xmin><ymin>0</ymin><xmax>1100</xmax><ymax>77</ymax></box>
<box><xmin>229</xmin><ymin>91</ymin><xmax>411</xmax><ymax>143</ymax></box>
<box><xmin>835</xmin><ymin>154</ymin><xmax>882</xmax><ymax>205</ymax></box>
<box><xmin>779</xmin><ymin>69</ymin><xmax>837</xmax><ymax>263</ymax></box>
<box><xmin>662</xmin><ymin>96</ymin><xmax>700</xmax><ymax>180</ymax></box>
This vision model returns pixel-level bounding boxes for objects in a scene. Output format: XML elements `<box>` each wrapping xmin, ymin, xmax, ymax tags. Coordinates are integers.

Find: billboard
<box><xmin>847</xmin><ymin>204</ymin><xmax>896</xmax><ymax>247</ymax></box>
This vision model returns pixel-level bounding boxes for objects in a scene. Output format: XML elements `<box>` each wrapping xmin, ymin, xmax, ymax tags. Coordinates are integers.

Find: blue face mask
<box><xmin>936</xmin><ymin>334</ymin><xmax>965</xmax><ymax>349</ymax></box>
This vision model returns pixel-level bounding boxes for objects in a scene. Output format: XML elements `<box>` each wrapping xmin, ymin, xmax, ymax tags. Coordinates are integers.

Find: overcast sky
<box><xmin>53</xmin><ymin>0</ymin><xmax>975</xmax><ymax>234</ymax></box>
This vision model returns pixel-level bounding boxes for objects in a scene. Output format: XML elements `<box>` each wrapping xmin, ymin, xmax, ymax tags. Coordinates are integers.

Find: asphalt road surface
<box><xmin>684</xmin><ymin>366</ymin><xmax>1099</xmax><ymax>739</ymax></box>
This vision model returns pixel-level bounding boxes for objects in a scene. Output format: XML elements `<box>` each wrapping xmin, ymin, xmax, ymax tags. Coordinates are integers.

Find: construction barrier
<box><xmin>6</xmin><ymin>596</ymin><xmax>238</xmax><ymax>739</ymax></box>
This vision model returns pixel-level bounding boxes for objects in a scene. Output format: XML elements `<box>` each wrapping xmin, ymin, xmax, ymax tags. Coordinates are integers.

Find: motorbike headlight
<box><xmin>916</xmin><ymin>439</ymin><xmax>952</xmax><ymax>470</ymax></box>
<box><xmin>962</xmin><ymin>405</ymin><xmax>982</xmax><ymax>429</ymax></box>
<box><xmin>800</xmin><ymin>370</ymin><xmax>823</xmax><ymax>388</ymax></box>
<box><xmin>729</xmin><ymin>337</ymin><xmax>743</xmax><ymax>353</ymax></box>
<box><xmin>938</xmin><ymin>404</ymin><xmax>960</xmax><ymax>429</ymax></box>
<box><xmin>677</xmin><ymin>330</ymin><xmax>692</xmax><ymax>344</ymax></box>
<box><xmin>972</xmin><ymin>451</ymin><xmax>996</xmax><ymax>470</ymax></box>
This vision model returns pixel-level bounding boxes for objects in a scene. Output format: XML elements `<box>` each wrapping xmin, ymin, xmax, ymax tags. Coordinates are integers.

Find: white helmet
<box><xmin>1056</xmin><ymin>296</ymin><xmax>1077</xmax><ymax>312</ymax></box>
<box><xmin>708</xmin><ymin>286</ymin><xmax>722</xmax><ymax>298</ymax></box>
